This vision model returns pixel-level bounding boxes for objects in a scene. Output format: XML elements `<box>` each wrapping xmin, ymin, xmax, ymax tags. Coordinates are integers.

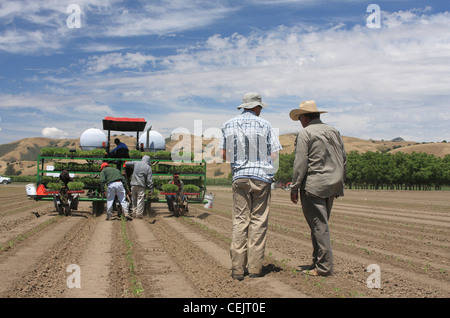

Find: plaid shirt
<box><xmin>220</xmin><ymin>110</ymin><xmax>282</xmax><ymax>183</ymax></box>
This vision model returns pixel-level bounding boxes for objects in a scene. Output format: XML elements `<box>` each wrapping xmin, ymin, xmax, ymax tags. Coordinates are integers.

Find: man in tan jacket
<box><xmin>289</xmin><ymin>100</ymin><xmax>346</xmax><ymax>276</ymax></box>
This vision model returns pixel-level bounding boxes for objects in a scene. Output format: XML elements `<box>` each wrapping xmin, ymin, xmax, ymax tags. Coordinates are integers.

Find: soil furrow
<box><xmin>0</xmin><ymin>214</ymin><xmax>88</xmax><ymax>297</ymax></box>
<box><xmin>65</xmin><ymin>216</ymin><xmax>113</xmax><ymax>298</ymax></box>
<box><xmin>0</xmin><ymin>185</ymin><xmax>448</xmax><ymax>299</ymax></box>
<box><xmin>184</xmin><ymin>203</ymin><xmax>449</xmax><ymax>298</ymax></box>
<box><xmin>129</xmin><ymin>219</ymin><xmax>199</xmax><ymax>298</ymax></box>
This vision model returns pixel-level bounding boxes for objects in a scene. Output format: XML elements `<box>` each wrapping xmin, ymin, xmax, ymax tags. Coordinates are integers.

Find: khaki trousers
<box><xmin>131</xmin><ymin>185</ymin><xmax>146</xmax><ymax>217</ymax></box>
<box><xmin>230</xmin><ymin>178</ymin><xmax>271</xmax><ymax>276</ymax></box>
<box><xmin>300</xmin><ymin>189</ymin><xmax>334</xmax><ymax>276</ymax></box>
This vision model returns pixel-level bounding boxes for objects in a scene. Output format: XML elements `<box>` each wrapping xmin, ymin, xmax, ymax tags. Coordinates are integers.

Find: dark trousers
<box><xmin>300</xmin><ymin>189</ymin><xmax>334</xmax><ymax>276</ymax></box>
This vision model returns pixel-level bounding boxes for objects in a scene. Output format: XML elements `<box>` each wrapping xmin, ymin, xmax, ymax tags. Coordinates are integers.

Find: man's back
<box><xmin>101</xmin><ymin>166</ymin><xmax>125</xmax><ymax>185</ymax></box>
<box><xmin>129</xmin><ymin>156</ymin><xmax>152</xmax><ymax>188</ymax></box>
<box><xmin>221</xmin><ymin>111</ymin><xmax>281</xmax><ymax>183</ymax></box>
<box><xmin>293</xmin><ymin>119</ymin><xmax>346</xmax><ymax>198</ymax></box>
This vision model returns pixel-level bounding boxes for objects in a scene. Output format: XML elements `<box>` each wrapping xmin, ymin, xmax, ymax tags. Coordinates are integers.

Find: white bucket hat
<box><xmin>289</xmin><ymin>100</ymin><xmax>327</xmax><ymax>121</ymax></box>
<box><xmin>237</xmin><ymin>92</ymin><xmax>268</xmax><ymax>110</ymax></box>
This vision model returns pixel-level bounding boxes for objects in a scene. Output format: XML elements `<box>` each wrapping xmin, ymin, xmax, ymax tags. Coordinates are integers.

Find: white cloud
<box><xmin>100</xmin><ymin>1</ymin><xmax>236</xmax><ymax>37</ymax></box>
<box><xmin>83</xmin><ymin>52</ymin><xmax>156</xmax><ymax>73</ymax></box>
<box><xmin>42</xmin><ymin>127</ymin><xmax>68</xmax><ymax>139</ymax></box>
<box><xmin>0</xmin><ymin>0</ymin><xmax>236</xmax><ymax>54</ymax></box>
<box><xmin>23</xmin><ymin>7</ymin><xmax>444</xmax><ymax>143</ymax></box>
<box><xmin>74</xmin><ymin>8</ymin><xmax>450</xmax><ymax>105</ymax></box>
<box><xmin>1</xmin><ymin>4</ymin><xmax>449</xmax><ymax>143</ymax></box>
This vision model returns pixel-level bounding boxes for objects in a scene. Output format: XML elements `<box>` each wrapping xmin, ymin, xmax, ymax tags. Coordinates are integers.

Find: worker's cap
<box><xmin>100</xmin><ymin>162</ymin><xmax>109</xmax><ymax>171</ymax></box>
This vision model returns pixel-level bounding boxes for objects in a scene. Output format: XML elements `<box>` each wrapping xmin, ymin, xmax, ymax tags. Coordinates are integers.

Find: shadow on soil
<box><xmin>261</xmin><ymin>263</ymin><xmax>283</xmax><ymax>276</ymax></box>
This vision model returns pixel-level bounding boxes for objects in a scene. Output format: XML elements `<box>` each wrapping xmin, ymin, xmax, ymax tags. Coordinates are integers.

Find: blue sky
<box><xmin>0</xmin><ymin>0</ymin><xmax>449</xmax><ymax>145</ymax></box>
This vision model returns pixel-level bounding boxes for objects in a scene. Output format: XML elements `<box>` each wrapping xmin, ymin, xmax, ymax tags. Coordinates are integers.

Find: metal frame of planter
<box><xmin>31</xmin><ymin>117</ymin><xmax>208</xmax><ymax>216</ymax></box>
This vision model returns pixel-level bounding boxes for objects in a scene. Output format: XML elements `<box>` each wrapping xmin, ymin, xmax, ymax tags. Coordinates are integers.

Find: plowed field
<box><xmin>0</xmin><ymin>184</ymin><xmax>448</xmax><ymax>303</ymax></box>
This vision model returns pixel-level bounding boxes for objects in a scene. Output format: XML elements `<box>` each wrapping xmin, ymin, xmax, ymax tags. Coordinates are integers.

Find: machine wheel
<box><xmin>57</xmin><ymin>203</ymin><xmax>64</xmax><ymax>215</ymax></box>
<box><xmin>179</xmin><ymin>197</ymin><xmax>188</xmax><ymax>217</ymax></box>
<box><xmin>179</xmin><ymin>205</ymin><xmax>186</xmax><ymax>217</ymax></box>
<box><xmin>92</xmin><ymin>201</ymin><xmax>105</xmax><ymax>216</ymax></box>
<box><xmin>65</xmin><ymin>204</ymin><xmax>71</xmax><ymax>216</ymax></box>
<box><xmin>173</xmin><ymin>198</ymin><xmax>180</xmax><ymax>217</ymax></box>
<box><xmin>54</xmin><ymin>197</ymin><xmax>64</xmax><ymax>215</ymax></box>
<box><xmin>173</xmin><ymin>197</ymin><xmax>187</xmax><ymax>217</ymax></box>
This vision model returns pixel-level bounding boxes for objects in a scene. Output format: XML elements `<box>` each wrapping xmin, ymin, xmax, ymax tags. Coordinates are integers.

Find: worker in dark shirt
<box><xmin>59</xmin><ymin>169</ymin><xmax>73</xmax><ymax>186</ymax></box>
<box><xmin>110</xmin><ymin>138</ymin><xmax>129</xmax><ymax>158</ymax></box>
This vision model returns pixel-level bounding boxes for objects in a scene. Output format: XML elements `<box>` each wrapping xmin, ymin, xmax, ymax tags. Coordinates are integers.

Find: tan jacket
<box><xmin>291</xmin><ymin>119</ymin><xmax>347</xmax><ymax>198</ymax></box>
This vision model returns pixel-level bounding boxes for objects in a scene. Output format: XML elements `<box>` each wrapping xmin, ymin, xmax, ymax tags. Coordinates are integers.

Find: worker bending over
<box><xmin>100</xmin><ymin>162</ymin><xmax>132</xmax><ymax>221</ymax></box>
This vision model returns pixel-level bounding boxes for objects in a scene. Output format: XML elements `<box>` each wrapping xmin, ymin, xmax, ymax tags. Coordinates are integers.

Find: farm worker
<box><xmin>125</xmin><ymin>155</ymin><xmax>153</xmax><ymax>219</ymax></box>
<box><xmin>165</xmin><ymin>172</ymin><xmax>185</xmax><ymax>214</ymax></box>
<box><xmin>219</xmin><ymin>92</ymin><xmax>282</xmax><ymax>281</ymax></box>
<box><xmin>59</xmin><ymin>169</ymin><xmax>73</xmax><ymax>186</ymax></box>
<box><xmin>110</xmin><ymin>138</ymin><xmax>129</xmax><ymax>158</ymax></box>
<box><xmin>289</xmin><ymin>100</ymin><xmax>347</xmax><ymax>277</ymax></box>
<box><xmin>100</xmin><ymin>162</ymin><xmax>132</xmax><ymax>221</ymax></box>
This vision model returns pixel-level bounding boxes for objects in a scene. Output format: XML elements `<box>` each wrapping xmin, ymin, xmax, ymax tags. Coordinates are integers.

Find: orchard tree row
<box><xmin>275</xmin><ymin>151</ymin><xmax>450</xmax><ymax>191</ymax></box>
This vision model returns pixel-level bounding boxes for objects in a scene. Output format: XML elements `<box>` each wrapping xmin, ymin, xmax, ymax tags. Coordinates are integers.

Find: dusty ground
<box><xmin>0</xmin><ymin>184</ymin><xmax>448</xmax><ymax>304</ymax></box>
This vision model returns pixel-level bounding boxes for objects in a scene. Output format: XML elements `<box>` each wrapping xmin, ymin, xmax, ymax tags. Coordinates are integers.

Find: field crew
<box><xmin>289</xmin><ymin>100</ymin><xmax>347</xmax><ymax>277</ymax></box>
<box><xmin>220</xmin><ymin>92</ymin><xmax>282</xmax><ymax>281</ymax></box>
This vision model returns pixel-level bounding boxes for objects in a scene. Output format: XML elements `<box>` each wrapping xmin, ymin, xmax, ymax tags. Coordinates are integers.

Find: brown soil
<box><xmin>0</xmin><ymin>184</ymin><xmax>448</xmax><ymax>303</ymax></box>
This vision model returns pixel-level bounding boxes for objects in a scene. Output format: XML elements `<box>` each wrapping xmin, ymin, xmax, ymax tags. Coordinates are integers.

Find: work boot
<box><xmin>232</xmin><ymin>274</ymin><xmax>244</xmax><ymax>281</ymax></box>
<box><xmin>249</xmin><ymin>273</ymin><xmax>261</xmax><ymax>278</ymax></box>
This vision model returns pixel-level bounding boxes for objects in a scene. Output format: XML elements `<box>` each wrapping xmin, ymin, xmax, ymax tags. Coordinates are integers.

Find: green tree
<box><xmin>5</xmin><ymin>163</ymin><xmax>16</xmax><ymax>176</ymax></box>
<box><xmin>274</xmin><ymin>152</ymin><xmax>295</xmax><ymax>183</ymax></box>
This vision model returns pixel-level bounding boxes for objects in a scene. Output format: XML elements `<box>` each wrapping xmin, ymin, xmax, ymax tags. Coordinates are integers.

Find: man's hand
<box><xmin>290</xmin><ymin>191</ymin><xmax>298</xmax><ymax>204</ymax></box>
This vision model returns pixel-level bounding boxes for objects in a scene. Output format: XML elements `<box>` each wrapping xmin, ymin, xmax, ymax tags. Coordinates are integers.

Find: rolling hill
<box><xmin>0</xmin><ymin>133</ymin><xmax>449</xmax><ymax>177</ymax></box>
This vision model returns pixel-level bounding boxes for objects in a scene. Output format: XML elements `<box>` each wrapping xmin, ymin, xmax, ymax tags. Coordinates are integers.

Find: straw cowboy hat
<box><xmin>289</xmin><ymin>100</ymin><xmax>327</xmax><ymax>121</ymax></box>
<box><xmin>237</xmin><ymin>92</ymin><xmax>268</xmax><ymax>110</ymax></box>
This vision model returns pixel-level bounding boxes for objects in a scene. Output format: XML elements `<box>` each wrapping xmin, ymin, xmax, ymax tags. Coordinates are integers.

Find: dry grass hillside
<box><xmin>1</xmin><ymin>133</ymin><xmax>449</xmax><ymax>177</ymax></box>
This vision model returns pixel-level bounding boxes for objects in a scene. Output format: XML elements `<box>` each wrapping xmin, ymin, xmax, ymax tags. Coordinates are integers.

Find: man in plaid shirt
<box><xmin>220</xmin><ymin>92</ymin><xmax>282</xmax><ymax>281</ymax></box>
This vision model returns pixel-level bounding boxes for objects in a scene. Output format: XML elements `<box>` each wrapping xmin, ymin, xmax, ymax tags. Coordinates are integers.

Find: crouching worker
<box><xmin>59</xmin><ymin>169</ymin><xmax>73</xmax><ymax>186</ymax></box>
<box><xmin>125</xmin><ymin>155</ymin><xmax>153</xmax><ymax>219</ymax></box>
<box><xmin>100</xmin><ymin>162</ymin><xmax>132</xmax><ymax>221</ymax></box>
<box><xmin>165</xmin><ymin>172</ymin><xmax>187</xmax><ymax>214</ymax></box>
